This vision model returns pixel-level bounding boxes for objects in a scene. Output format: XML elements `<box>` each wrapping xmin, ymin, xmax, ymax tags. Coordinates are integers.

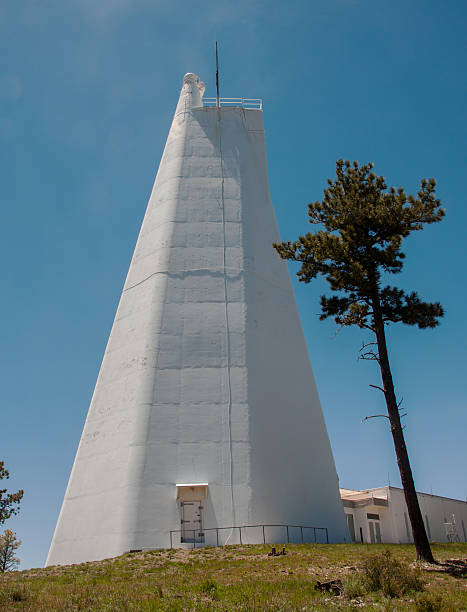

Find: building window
<box><xmin>367</xmin><ymin>513</ymin><xmax>380</xmax><ymax>520</ymax></box>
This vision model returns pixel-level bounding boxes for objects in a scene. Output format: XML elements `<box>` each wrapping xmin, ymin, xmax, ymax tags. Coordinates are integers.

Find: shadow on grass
<box><xmin>426</xmin><ymin>558</ymin><xmax>467</xmax><ymax>578</ymax></box>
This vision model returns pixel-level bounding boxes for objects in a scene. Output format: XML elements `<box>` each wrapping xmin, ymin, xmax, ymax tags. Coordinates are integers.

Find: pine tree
<box><xmin>0</xmin><ymin>529</ymin><xmax>21</xmax><ymax>572</ymax></box>
<box><xmin>0</xmin><ymin>461</ymin><xmax>23</xmax><ymax>524</ymax></box>
<box><xmin>274</xmin><ymin>160</ymin><xmax>444</xmax><ymax>563</ymax></box>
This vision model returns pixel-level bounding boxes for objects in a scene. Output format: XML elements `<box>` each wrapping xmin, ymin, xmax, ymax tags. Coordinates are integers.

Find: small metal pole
<box><xmin>239</xmin><ymin>527</ymin><xmax>242</xmax><ymax>545</ymax></box>
<box><xmin>215</xmin><ymin>41</ymin><xmax>220</xmax><ymax>108</ymax></box>
<box><xmin>286</xmin><ymin>525</ymin><xmax>289</xmax><ymax>544</ymax></box>
<box><xmin>262</xmin><ymin>525</ymin><xmax>265</xmax><ymax>545</ymax></box>
<box><xmin>193</xmin><ymin>530</ymin><xmax>195</xmax><ymax>549</ymax></box>
<box><xmin>300</xmin><ymin>527</ymin><xmax>303</xmax><ymax>543</ymax></box>
<box><xmin>170</xmin><ymin>531</ymin><xmax>173</xmax><ymax>549</ymax></box>
<box><xmin>216</xmin><ymin>528</ymin><xmax>219</xmax><ymax>547</ymax></box>
<box><xmin>326</xmin><ymin>528</ymin><xmax>329</xmax><ymax>544</ymax></box>
<box><xmin>314</xmin><ymin>527</ymin><xmax>317</xmax><ymax>543</ymax></box>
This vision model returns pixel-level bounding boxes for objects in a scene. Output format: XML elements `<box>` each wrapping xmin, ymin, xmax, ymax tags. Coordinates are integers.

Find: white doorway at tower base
<box><xmin>176</xmin><ymin>484</ymin><xmax>208</xmax><ymax>546</ymax></box>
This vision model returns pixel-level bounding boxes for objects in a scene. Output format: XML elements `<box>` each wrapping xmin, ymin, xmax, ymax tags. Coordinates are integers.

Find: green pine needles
<box><xmin>0</xmin><ymin>462</ymin><xmax>23</xmax><ymax>525</ymax></box>
<box><xmin>274</xmin><ymin>159</ymin><xmax>444</xmax><ymax>332</ymax></box>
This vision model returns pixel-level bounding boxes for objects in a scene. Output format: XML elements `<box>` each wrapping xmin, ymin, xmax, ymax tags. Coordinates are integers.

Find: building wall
<box><xmin>344</xmin><ymin>505</ymin><xmax>391</xmax><ymax>544</ymax></box>
<box><xmin>388</xmin><ymin>487</ymin><xmax>467</xmax><ymax>543</ymax></box>
<box><xmin>344</xmin><ymin>487</ymin><xmax>467</xmax><ymax>544</ymax></box>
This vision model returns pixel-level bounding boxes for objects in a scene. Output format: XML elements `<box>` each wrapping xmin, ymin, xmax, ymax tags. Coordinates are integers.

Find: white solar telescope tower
<box><xmin>46</xmin><ymin>73</ymin><xmax>347</xmax><ymax>566</ymax></box>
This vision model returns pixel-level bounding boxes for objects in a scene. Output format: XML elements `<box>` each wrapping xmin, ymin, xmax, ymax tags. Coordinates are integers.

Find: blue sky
<box><xmin>1</xmin><ymin>1</ymin><xmax>466</xmax><ymax>569</ymax></box>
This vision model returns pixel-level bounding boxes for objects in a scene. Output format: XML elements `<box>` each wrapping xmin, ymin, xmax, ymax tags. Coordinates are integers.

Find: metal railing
<box><xmin>203</xmin><ymin>97</ymin><xmax>263</xmax><ymax>110</ymax></box>
<box><xmin>169</xmin><ymin>523</ymin><xmax>328</xmax><ymax>549</ymax></box>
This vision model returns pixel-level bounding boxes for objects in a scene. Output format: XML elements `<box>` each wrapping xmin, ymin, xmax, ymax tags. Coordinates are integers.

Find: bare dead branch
<box><xmin>358</xmin><ymin>341</ymin><xmax>380</xmax><ymax>363</ymax></box>
<box><xmin>330</xmin><ymin>324</ymin><xmax>345</xmax><ymax>339</ymax></box>
<box><xmin>359</xmin><ymin>350</ymin><xmax>380</xmax><ymax>362</ymax></box>
<box><xmin>360</xmin><ymin>341</ymin><xmax>378</xmax><ymax>350</ymax></box>
<box><xmin>361</xmin><ymin>414</ymin><xmax>390</xmax><ymax>422</ymax></box>
<box><xmin>369</xmin><ymin>384</ymin><xmax>385</xmax><ymax>393</ymax></box>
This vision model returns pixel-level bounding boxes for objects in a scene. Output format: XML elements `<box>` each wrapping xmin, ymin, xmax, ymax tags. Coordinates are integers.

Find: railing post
<box><xmin>168</xmin><ymin>524</ymin><xmax>326</xmax><ymax>551</ymax></box>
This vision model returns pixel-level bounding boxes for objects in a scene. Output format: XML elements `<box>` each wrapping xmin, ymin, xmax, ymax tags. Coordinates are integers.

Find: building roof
<box><xmin>340</xmin><ymin>487</ymin><xmax>389</xmax><ymax>508</ymax></box>
<box><xmin>340</xmin><ymin>486</ymin><xmax>467</xmax><ymax>507</ymax></box>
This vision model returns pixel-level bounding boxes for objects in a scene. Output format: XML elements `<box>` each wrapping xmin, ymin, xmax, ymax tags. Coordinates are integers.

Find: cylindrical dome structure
<box><xmin>46</xmin><ymin>74</ymin><xmax>347</xmax><ymax>566</ymax></box>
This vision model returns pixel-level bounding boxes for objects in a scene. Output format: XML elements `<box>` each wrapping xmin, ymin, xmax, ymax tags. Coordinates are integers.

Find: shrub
<box><xmin>360</xmin><ymin>550</ymin><xmax>425</xmax><ymax>598</ymax></box>
<box><xmin>343</xmin><ymin>575</ymin><xmax>366</xmax><ymax>599</ymax></box>
<box><xmin>415</xmin><ymin>592</ymin><xmax>444</xmax><ymax>612</ymax></box>
<box><xmin>199</xmin><ymin>578</ymin><xmax>219</xmax><ymax>599</ymax></box>
<box><xmin>0</xmin><ymin>585</ymin><xmax>29</xmax><ymax>603</ymax></box>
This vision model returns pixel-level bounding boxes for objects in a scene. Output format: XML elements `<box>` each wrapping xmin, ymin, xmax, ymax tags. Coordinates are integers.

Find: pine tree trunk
<box><xmin>371</xmin><ymin>292</ymin><xmax>435</xmax><ymax>563</ymax></box>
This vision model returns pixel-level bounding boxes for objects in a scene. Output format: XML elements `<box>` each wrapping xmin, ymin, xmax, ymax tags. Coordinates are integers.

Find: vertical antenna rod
<box><xmin>215</xmin><ymin>41</ymin><xmax>220</xmax><ymax>108</ymax></box>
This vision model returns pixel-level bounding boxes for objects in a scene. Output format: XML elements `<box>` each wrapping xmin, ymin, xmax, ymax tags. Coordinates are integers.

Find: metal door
<box><xmin>369</xmin><ymin>521</ymin><xmax>375</xmax><ymax>543</ymax></box>
<box><xmin>368</xmin><ymin>520</ymin><xmax>382</xmax><ymax>544</ymax></box>
<box><xmin>181</xmin><ymin>500</ymin><xmax>204</xmax><ymax>543</ymax></box>
<box><xmin>375</xmin><ymin>521</ymin><xmax>382</xmax><ymax>543</ymax></box>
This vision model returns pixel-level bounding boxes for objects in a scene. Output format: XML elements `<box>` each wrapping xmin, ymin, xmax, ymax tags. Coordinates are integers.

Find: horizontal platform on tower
<box><xmin>202</xmin><ymin>97</ymin><xmax>263</xmax><ymax>109</ymax></box>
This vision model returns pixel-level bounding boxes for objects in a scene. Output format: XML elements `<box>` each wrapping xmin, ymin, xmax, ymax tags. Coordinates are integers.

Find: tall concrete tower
<box><xmin>46</xmin><ymin>74</ymin><xmax>346</xmax><ymax>566</ymax></box>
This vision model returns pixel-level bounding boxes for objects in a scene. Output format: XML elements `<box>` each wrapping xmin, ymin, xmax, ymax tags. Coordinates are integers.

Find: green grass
<box><xmin>0</xmin><ymin>543</ymin><xmax>466</xmax><ymax>610</ymax></box>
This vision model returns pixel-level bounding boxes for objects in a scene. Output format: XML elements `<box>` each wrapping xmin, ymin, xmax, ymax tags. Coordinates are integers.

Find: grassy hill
<box><xmin>1</xmin><ymin>542</ymin><xmax>466</xmax><ymax>610</ymax></box>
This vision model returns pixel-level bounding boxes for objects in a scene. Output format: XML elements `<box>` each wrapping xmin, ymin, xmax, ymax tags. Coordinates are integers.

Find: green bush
<box><xmin>343</xmin><ymin>575</ymin><xmax>366</xmax><ymax>599</ymax></box>
<box><xmin>199</xmin><ymin>578</ymin><xmax>219</xmax><ymax>599</ymax></box>
<box><xmin>360</xmin><ymin>550</ymin><xmax>425</xmax><ymax>598</ymax></box>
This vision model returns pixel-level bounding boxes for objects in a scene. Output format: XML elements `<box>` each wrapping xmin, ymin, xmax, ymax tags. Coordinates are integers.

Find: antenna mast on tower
<box><xmin>215</xmin><ymin>41</ymin><xmax>220</xmax><ymax>107</ymax></box>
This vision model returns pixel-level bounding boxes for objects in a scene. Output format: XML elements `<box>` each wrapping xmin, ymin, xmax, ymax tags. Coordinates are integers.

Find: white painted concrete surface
<box><xmin>46</xmin><ymin>73</ymin><xmax>347</xmax><ymax>566</ymax></box>
<box><xmin>342</xmin><ymin>486</ymin><xmax>467</xmax><ymax>544</ymax></box>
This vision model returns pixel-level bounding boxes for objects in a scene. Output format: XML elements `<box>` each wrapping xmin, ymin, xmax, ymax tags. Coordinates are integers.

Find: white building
<box><xmin>341</xmin><ymin>486</ymin><xmax>467</xmax><ymax>544</ymax></box>
<box><xmin>46</xmin><ymin>73</ymin><xmax>347</xmax><ymax>566</ymax></box>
